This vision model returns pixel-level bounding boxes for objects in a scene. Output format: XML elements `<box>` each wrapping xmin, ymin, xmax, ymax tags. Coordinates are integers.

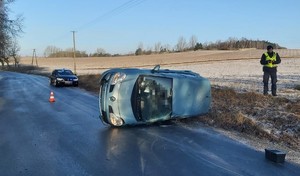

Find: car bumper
<box><xmin>57</xmin><ymin>80</ymin><xmax>78</xmax><ymax>86</ymax></box>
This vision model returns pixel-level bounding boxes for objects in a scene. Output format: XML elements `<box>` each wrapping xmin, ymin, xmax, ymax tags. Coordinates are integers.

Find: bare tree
<box><xmin>96</xmin><ymin>48</ymin><xmax>106</xmax><ymax>55</ymax></box>
<box><xmin>189</xmin><ymin>35</ymin><xmax>198</xmax><ymax>50</ymax></box>
<box><xmin>176</xmin><ymin>36</ymin><xmax>187</xmax><ymax>52</ymax></box>
<box><xmin>162</xmin><ymin>44</ymin><xmax>171</xmax><ymax>52</ymax></box>
<box><xmin>154</xmin><ymin>42</ymin><xmax>161</xmax><ymax>53</ymax></box>
<box><xmin>44</xmin><ymin>45</ymin><xmax>62</xmax><ymax>57</ymax></box>
<box><xmin>0</xmin><ymin>0</ymin><xmax>23</xmax><ymax>68</ymax></box>
<box><xmin>138</xmin><ymin>42</ymin><xmax>144</xmax><ymax>51</ymax></box>
<box><xmin>8</xmin><ymin>38</ymin><xmax>20</xmax><ymax>67</ymax></box>
<box><xmin>135</xmin><ymin>42</ymin><xmax>144</xmax><ymax>55</ymax></box>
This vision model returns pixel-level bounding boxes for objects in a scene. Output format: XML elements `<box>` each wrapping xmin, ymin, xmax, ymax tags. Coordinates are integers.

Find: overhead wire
<box><xmin>50</xmin><ymin>0</ymin><xmax>147</xmax><ymax>46</ymax></box>
<box><xmin>76</xmin><ymin>0</ymin><xmax>147</xmax><ymax>31</ymax></box>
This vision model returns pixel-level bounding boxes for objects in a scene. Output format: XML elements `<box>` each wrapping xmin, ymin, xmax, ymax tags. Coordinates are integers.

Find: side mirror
<box><xmin>151</xmin><ymin>65</ymin><xmax>160</xmax><ymax>73</ymax></box>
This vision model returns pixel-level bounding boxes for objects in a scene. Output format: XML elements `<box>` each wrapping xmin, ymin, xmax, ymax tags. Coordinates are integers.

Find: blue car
<box><xmin>99</xmin><ymin>65</ymin><xmax>211</xmax><ymax>127</ymax></box>
<box><xmin>49</xmin><ymin>69</ymin><xmax>79</xmax><ymax>87</ymax></box>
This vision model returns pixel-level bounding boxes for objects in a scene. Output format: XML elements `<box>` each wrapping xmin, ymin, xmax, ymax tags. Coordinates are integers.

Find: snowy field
<box><xmin>169</xmin><ymin>58</ymin><xmax>300</xmax><ymax>99</ymax></box>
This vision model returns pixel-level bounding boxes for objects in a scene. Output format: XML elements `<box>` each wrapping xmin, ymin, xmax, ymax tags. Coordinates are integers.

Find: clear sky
<box><xmin>9</xmin><ymin>0</ymin><xmax>300</xmax><ymax>56</ymax></box>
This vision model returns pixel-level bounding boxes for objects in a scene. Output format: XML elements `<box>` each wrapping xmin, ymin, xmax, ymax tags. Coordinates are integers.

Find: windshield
<box><xmin>131</xmin><ymin>75</ymin><xmax>172</xmax><ymax>121</ymax></box>
<box><xmin>57</xmin><ymin>70</ymin><xmax>74</xmax><ymax>76</ymax></box>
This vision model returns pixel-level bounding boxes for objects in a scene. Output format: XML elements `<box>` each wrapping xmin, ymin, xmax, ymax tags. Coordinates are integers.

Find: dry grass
<box><xmin>182</xmin><ymin>87</ymin><xmax>300</xmax><ymax>149</ymax></box>
<box><xmin>77</xmin><ymin>74</ymin><xmax>101</xmax><ymax>93</ymax></box>
<box><xmin>2</xmin><ymin>65</ymin><xmax>50</xmax><ymax>76</ymax></box>
<box><xmin>181</xmin><ymin>88</ymin><xmax>274</xmax><ymax>137</ymax></box>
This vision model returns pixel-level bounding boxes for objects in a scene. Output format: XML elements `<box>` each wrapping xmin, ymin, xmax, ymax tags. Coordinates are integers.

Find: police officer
<box><xmin>260</xmin><ymin>45</ymin><xmax>281</xmax><ymax>96</ymax></box>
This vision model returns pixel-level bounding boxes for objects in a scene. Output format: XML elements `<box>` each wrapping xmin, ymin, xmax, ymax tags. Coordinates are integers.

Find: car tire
<box><xmin>53</xmin><ymin>80</ymin><xmax>58</xmax><ymax>87</ymax></box>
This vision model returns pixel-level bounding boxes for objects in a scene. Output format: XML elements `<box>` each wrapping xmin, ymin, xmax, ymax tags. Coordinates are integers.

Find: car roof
<box><xmin>103</xmin><ymin>67</ymin><xmax>201</xmax><ymax>79</ymax></box>
<box><xmin>54</xmin><ymin>68</ymin><xmax>73</xmax><ymax>72</ymax></box>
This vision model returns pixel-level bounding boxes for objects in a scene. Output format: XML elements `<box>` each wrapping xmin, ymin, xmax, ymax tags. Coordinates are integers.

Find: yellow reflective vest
<box><xmin>264</xmin><ymin>52</ymin><xmax>277</xmax><ymax>68</ymax></box>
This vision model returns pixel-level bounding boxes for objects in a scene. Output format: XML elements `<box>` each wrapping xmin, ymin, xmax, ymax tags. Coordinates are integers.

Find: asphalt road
<box><xmin>0</xmin><ymin>71</ymin><xmax>300</xmax><ymax>176</ymax></box>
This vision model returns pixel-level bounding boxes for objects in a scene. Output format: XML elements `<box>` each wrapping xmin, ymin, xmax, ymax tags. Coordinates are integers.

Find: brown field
<box><xmin>19</xmin><ymin>49</ymin><xmax>300</xmax><ymax>75</ymax></box>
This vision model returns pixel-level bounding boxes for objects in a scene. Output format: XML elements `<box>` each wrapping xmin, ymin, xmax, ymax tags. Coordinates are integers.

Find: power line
<box><xmin>49</xmin><ymin>0</ymin><xmax>147</xmax><ymax>52</ymax></box>
<box><xmin>76</xmin><ymin>0</ymin><xmax>147</xmax><ymax>31</ymax></box>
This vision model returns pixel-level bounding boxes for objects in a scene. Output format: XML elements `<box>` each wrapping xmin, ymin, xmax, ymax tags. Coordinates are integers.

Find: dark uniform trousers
<box><xmin>263</xmin><ymin>68</ymin><xmax>277</xmax><ymax>95</ymax></box>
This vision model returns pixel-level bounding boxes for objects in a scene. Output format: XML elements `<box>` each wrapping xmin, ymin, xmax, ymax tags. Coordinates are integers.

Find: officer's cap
<box><xmin>267</xmin><ymin>45</ymin><xmax>273</xmax><ymax>50</ymax></box>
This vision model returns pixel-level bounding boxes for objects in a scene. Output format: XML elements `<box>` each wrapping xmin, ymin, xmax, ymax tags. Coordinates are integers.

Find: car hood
<box><xmin>116</xmin><ymin>78</ymin><xmax>137</xmax><ymax>124</ymax></box>
<box><xmin>172</xmin><ymin>77</ymin><xmax>211</xmax><ymax>117</ymax></box>
<box><xmin>57</xmin><ymin>75</ymin><xmax>78</xmax><ymax>79</ymax></box>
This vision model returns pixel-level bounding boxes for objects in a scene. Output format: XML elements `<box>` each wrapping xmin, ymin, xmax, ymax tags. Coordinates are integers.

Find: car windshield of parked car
<box><xmin>132</xmin><ymin>75</ymin><xmax>172</xmax><ymax>121</ymax></box>
<box><xmin>57</xmin><ymin>70</ymin><xmax>74</xmax><ymax>76</ymax></box>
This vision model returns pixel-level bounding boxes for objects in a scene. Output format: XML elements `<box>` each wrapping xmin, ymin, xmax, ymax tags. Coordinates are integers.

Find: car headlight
<box><xmin>109</xmin><ymin>113</ymin><xmax>124</xmax><ymax>126</ymax></box>
<box><xmin>56</xmin><ymin>78</ymin><xmax>64</xmax><ymax>81</ymax></box>
<box><xmin>73</xmin><ymin>78</ymin><xmax>78</xmax><ymax>81</ymax></box>
<box><xmin>111</xmin><ymin>72</ymin><xmax>126</xmax><ymax>85</ymax></box>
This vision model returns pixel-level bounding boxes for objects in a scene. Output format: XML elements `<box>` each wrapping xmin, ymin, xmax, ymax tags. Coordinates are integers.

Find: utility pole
<box><xmin>31</xmin><ymin>49</ymin><xmax>38</xmax><ymax>66</ymax></box>
<box><xmin>71</xmin><ymin>31</ymin><xmax>77</xmax><ymax>74</ymax></box>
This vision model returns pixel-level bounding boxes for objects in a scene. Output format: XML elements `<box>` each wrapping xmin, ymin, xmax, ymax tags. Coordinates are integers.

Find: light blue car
<box><xmin>99</xmin><ymin>65</ymin><xmax>211</xmax><ymax>127</ymax></box>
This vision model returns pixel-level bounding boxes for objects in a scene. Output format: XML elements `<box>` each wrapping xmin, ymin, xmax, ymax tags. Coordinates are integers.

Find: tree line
<box><xmin>201</xmin><ymin>37</ymin><xmax>285</xmax><ymax>50</ymax></box>
<box><xmin>44</xmin><ymin>36</ymin><xmax>285</xmax><ymax>58</ymax></box>
<box><xmin>135</xmin><ymin>36</ymin><xmax>285</xmax><ymax>55</ymax></box>
<box><xmin>44</xmin><ymin>46</ymin><xmax>89</xmax><ymax>57</ymax></box>
<box><xmin>0</xmin><ymin>0</ymin><xmax>23</xmax><ymax>68</ymax></box>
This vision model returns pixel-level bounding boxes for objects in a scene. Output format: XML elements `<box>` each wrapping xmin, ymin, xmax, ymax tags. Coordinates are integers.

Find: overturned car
<box><xmin>99</xmin><ymin>65</ymin><xmax>211</xmax><ymax>127</ymax></box>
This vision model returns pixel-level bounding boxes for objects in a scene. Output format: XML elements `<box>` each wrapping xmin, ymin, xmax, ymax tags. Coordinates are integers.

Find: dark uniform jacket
<box><xmin>260</xmin><ymin>51</ymin><xmax>281</xmax><ymax>72</ymax></box>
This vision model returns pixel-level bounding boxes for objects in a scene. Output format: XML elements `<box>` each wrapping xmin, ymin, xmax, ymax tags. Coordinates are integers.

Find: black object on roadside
<box><xmin>265</xmin><ymin>149</ymin><xmax>286</xmax><ymax>163</ymax></box>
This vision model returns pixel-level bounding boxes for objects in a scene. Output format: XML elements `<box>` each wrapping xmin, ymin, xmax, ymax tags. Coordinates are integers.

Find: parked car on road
<box><xmin>50</xmin><ymin>69</ymin><xmax>79</xmax><ymax>87</ymax></box>
<box><xmin>99</xmin><ymin>65</ymin><xmax>211</xmax><ymax>127</ymax></box>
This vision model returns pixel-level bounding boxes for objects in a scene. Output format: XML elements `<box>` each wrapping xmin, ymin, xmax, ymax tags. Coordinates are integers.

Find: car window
<box><xmin>132</xmin><ymin>75</ymin><xmax>172</xmax><ymax>121</ymax></box>
<box><xmin>57</xmin><ymin>70</ymin><xmax>74</xmax><ymax>76</ymax></box>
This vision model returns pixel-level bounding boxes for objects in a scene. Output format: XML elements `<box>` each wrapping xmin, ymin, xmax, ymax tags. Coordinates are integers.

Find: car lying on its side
<box><xmin>99</xmin><ymin>65</ymin><xmax>211</xmax><ymax>127</ymax></box>
<box><xmin>49</xmin><ymin>69</ymin><xmax>79</xmax><ymax>87</ymax></box>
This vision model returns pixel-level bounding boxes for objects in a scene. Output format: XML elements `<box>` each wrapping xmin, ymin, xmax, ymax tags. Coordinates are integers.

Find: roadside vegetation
<box><xmin>3</xmin><ymin>65</ymin><xmax>49</xmax><ymax>76</ymax></box>
<box><xmin>0</xmin><ymin>0</ymin><xmax>23</xmax><ymax>68</ymax></box>
<box><xmin>78</xmin><ymin>74</ymin><xmax>101</xmax><ymax>93</ymax></box>
<box><xmin>183</xmin><ymin>87</ymin><xmax>300</xmax><ymax>150</ymax></box>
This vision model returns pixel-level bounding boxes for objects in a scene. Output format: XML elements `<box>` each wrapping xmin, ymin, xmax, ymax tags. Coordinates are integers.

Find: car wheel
<box><xmin>53</xmin><ymin>80</ymin><xmax>58</xmax><ymax>87</ymax></box>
